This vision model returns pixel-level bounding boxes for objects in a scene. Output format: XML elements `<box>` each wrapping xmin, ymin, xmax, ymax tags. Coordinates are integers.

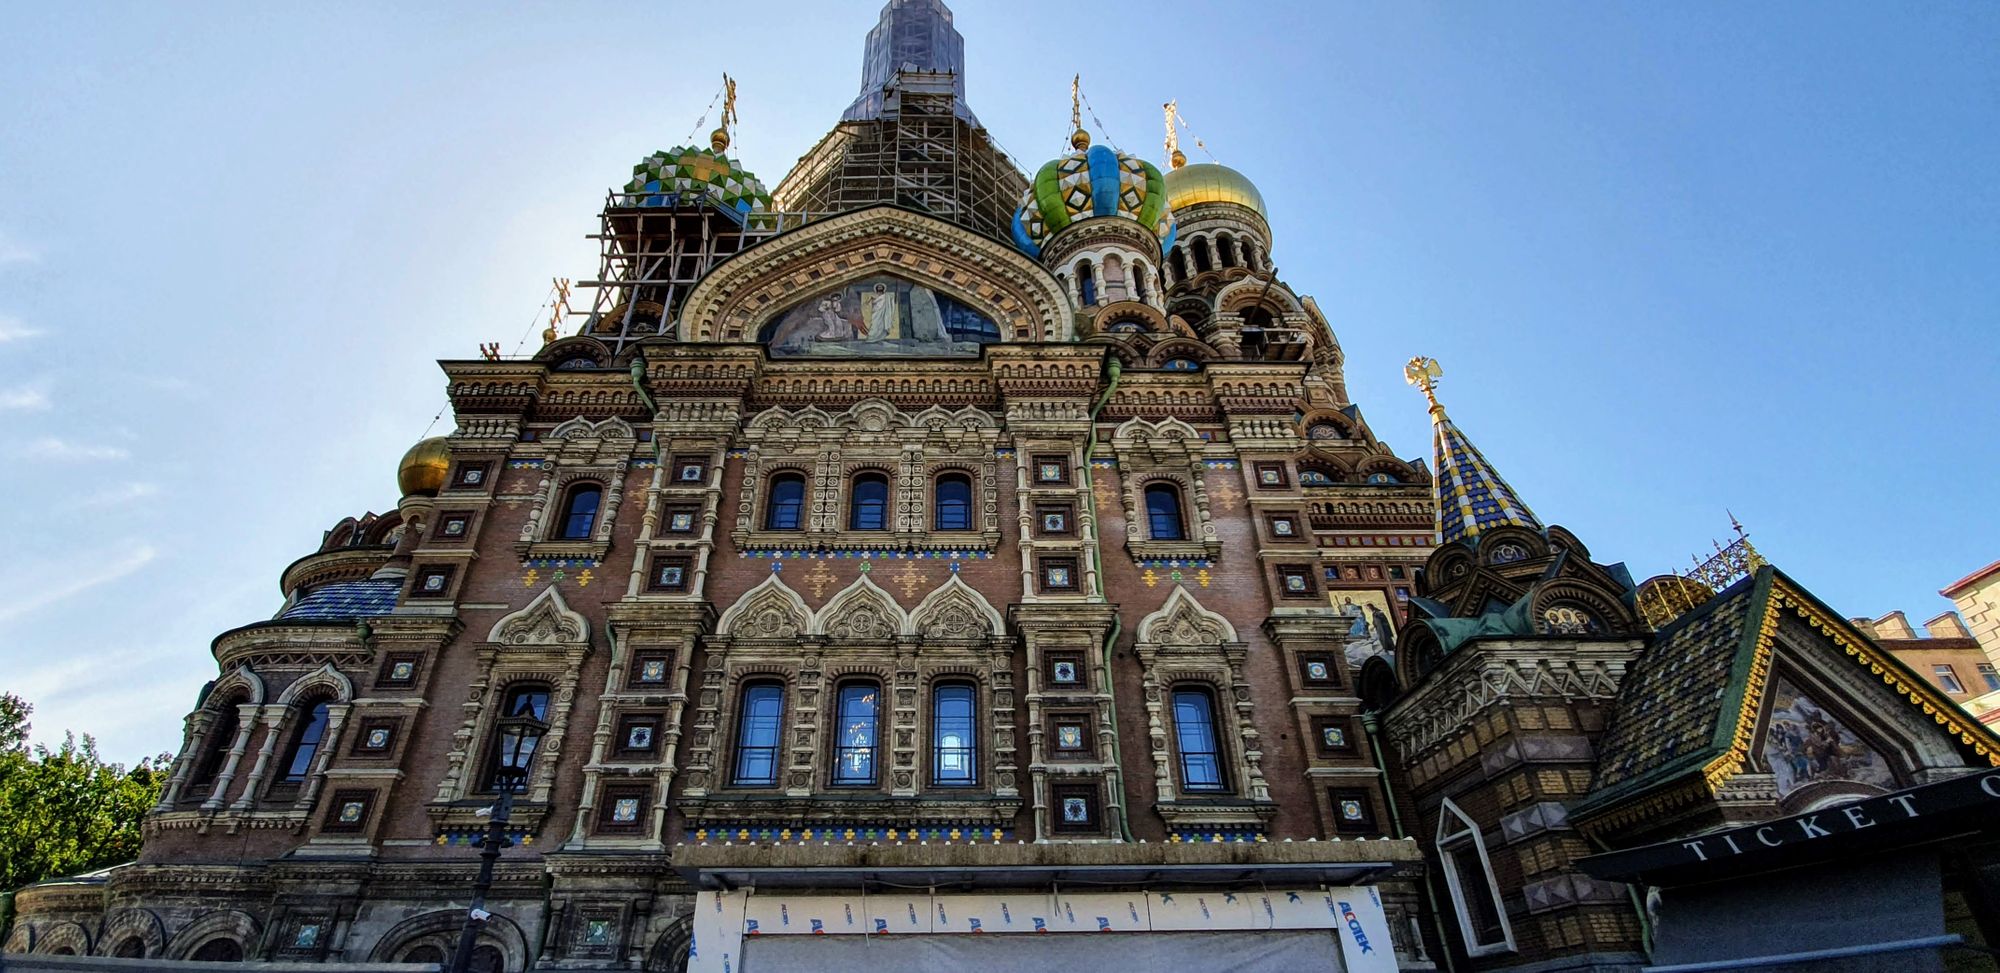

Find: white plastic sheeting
<box><xmin>744</xmin><ymin>929</ymin><xmax>1343</xmax><ymax>972</ymax></box>
<box><xmin>688</xmin><ymin>887</ymin><xmax>1398</xmax><ymax>973</ymax></box>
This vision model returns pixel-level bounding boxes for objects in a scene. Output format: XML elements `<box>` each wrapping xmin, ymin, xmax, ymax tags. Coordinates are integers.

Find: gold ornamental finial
<box><xmin>1069</xmin><ymin>74</ymin><xmax>1090</xmax><ymax>150</ymax></box>
<box><xmin>542</xmin><ymin>277</ymin><xmax>572</xmax><ymax>346</ymax></box>
<box><xmin>1164</xmin><ymin>100</ymin><xmax>1186</xmax><ymax>169</ymax></box>
<box><xmin>1404</xmin><ymin>356</ymin><xmax>1445</xmax><ymax>417</ymax></box>
<box><xmin>710</xmin><ymin>73</ymin><xmax>738</xmax><ymax>153</ymax></box>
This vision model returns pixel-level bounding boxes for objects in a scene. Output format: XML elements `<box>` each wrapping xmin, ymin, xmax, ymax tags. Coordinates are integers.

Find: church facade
<box><xmin>9</xmin><ymin>2</ymin><xmax>2000</xmax><ymax>971</ymax></box>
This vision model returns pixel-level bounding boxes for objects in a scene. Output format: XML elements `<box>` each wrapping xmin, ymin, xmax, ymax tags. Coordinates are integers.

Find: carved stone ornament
<box><xmin>1138</xmin><ymin>586</ymin><xmax>1238</xmax><ymax>646</ymax></box>
<box><xmin>816</xmin><ymin>575</ymin><xmax>908</xmax><ymax>640</ymax></box>
<box><xmin>487</xmin><ymin>586</ymin><xmax>589</xmax><ymax>646</ymax></box>
<box><xmin>910</xmin><ymin>575</ymin><xmax>1006</xmax><ymax>640</ymax></box>
<box><xmin>715</xmin><ymin>574</ymin><xmax>812</xmax><ymax>640</ymax></box>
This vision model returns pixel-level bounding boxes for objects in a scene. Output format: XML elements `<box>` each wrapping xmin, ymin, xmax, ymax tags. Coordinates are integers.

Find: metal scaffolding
<box><xmin>774</xmin><ymin>71</ymin><xmax>1027</xmax><ymax>245</ymax></box>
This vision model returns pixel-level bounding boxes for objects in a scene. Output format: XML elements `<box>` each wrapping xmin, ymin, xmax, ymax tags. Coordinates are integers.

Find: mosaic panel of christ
<box><xmin>758</xmin><ymin>275</ymin><xmax>1002</xmax><ymax>358</ymax></box>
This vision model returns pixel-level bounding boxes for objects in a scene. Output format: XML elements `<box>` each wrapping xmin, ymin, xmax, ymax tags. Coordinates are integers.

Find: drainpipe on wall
<box><xmin>1362</xmin><ymin>710</ymin><xmax>1458</xmax><ymax>973</ymax></box>
<box><xmin>1080</xmin><ymin>356</ymin><xmax>1134</xmax><ymax>842</ymax></box>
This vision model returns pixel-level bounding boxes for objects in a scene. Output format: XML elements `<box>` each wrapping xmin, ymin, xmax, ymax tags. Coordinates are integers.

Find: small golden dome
<box><xmin>1070</xmin><ymin>128</ymin><xmax>1092</xmax><ymax>151</ymax></box>
<box><xmin>1164</xmin><ymin>162</ymin><xmax>1266</xmax><ymax>218</ymax></box>
<box><xmin>397</xmin><ymin>437</ymin><xmax>451</xmax><ymax>497</ymax></box>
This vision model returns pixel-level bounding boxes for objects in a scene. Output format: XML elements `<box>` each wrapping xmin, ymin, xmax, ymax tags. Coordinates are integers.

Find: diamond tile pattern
<box><xmin>1432</xmin><ymin>412</ymin><xmax>1544</xmax><ymax>546</ymax></box>
<box><xmin>280</xmin><ymin>578</ymin><xmax>402</xmax><ymax>621</ymax></box>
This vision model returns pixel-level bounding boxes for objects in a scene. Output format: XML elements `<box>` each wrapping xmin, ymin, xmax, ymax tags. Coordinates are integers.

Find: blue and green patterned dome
<box><xmin>624</xmin><ymin>145</ymin><xmax>772</xmax><ymax>215</ymax></box>
<box><xmin>1011</xmin><ymin>137</ymin><xmax>1176</xmax><ymax>260</ymax></box>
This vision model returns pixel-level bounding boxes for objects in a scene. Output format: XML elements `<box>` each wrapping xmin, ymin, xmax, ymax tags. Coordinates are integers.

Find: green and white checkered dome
<box><xmin>624</xmin><ymin>146</ymin><xmax>773</xmax><ymax>215</ymax></box>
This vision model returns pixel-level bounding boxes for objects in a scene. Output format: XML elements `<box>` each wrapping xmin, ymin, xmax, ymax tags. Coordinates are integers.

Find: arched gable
<box><xmin>677</xmin><ymin>206</ymin><xmax>1072</xmax><ymax>345</ymax></box>
<box><xmin>814</xmin><ymin>574</ymin><xmax>907</xmax><ymax>640</ymax></box>
<box><xmin>715</xmin><ymin>574</ymin><xmax>811</xmax><ymax>640</ymax></box>
<box><xmin>274</xmin><ymin>662</ymin><xmax>353</xmax><ymax>706</ymax></box>
<box><xmin>1137</xmin><ymin>586</ymin><xmax>1239</xmax><ymax>646</ymax></box>
<box><xmin>908</xmin><ymin>575</ymin><xmax>1006</xmax><ymax>640</ymax></box>
<box><xmin>487</xmin><ymin>586</ymin><xmax>590</xmax><ymax>646</ymax></box>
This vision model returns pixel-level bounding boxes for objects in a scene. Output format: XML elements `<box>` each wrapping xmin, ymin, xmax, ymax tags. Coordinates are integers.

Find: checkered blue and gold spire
<box><xmin>1405</xmin><ymin>356</ymin><xmax>1544</xmax><ymax>547</ymax></box>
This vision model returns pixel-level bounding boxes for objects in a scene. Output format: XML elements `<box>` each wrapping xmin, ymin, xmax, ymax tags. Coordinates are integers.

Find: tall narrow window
<box><xmin>934</xmin><ymin>473</ymin><xmax>973</xmax><ymax>531</ymax></box>
<box><xmin>1144</xmin><ymin>483</ymin><xmax>1186</xmax><ymax>541</ymax></box>
<box><xmin>765</xmin><ymin>473</ymin><xmax>806</xmax><ymax>531</ymax></box>
<box><xmin>188</xmin><ymin>703</ymin><xmax>241</xmax><ymax>790</ymax></box>
<box><xmin>1134</xmin><ymin>262</ymin><xmax>1150</xmax><ymax>303</ymax></box>
<box><xmin>1980</xmin><ymin>663</ymin><xmax>2000</xmax><ymax>693</ymax></box>
<box><xmin>557</xmin><ymin>483</ymin><xmax>602</xmax><ymax>540</ymax></box>
<box><xmin>850</xmin><ymin>473</ymin><xmax>890</xmax><ymax>531</ymax></box>
<box><xmin>1217</xmin><ymin>233</ymin><xmax>1238</xmax><ymax>268</ymax></box>
<box><xmin>932</xmin><ymin>683</ymin><xmax>977</xmax><ymax>786</ymax></box>
<box><xmin>833</xmin><ymin>683</ymin><xmax>880</xmax><ymax>785</ymax></box>
<box><xmin>1192</xmin><ymin>239</ymin><xmax>1214</xmax><ymax>274</ymax></box>
<box><xmin>1103</xmin><ymin>254</ymin><xmax>1128</xmax><ymax>302</ymax></box>
<box><xmin>1437</xmin><ymin>798</ymin><xmax>1514</xmax><ymax>955</ymax></box>
<box><xmin>1077</xmin><ymin>259</ymin><xmax>1098</xmax><ymax>306</ymax></box>
<box><xmin>733</xmin><ymin>682</ymin><xmax>784</xmax><ymax>786</ymax></box>
<box><xmin>279</xmin><ymin>700</ymin><xmax>332</xmax><ymax>783</ymax></box>
<box><xmin>1170</xmin><ymin>247</ymin><xmax>1190</xmax><ymax>282</ymax></box>
<box><xmin>1171</xmin><ymin>687</ymin><xmax>1225</xmax><ymax>792</ymax></box>
<box><xmin>486</xmin><ymin>685</ymin><xmax>550</xmax><ymax>792</ymax></box>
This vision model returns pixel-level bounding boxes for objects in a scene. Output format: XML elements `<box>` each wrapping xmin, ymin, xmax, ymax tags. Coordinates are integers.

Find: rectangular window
<box><xmin>1312</xmin><ymin>716</ymin><xmax>1357</xmax><ymax>756</ymax></box>
<box><xmin>451</xmin><ymin>463</ymin><xmax>491</xmax><ymax>490</ymax></box>
<box><xmin>1046</xmin><ymin>652</ymin><xmax>1086</xmax><ymax>689</ymax></box>
<box><xmin>596</xmin><ymin>783</ymin><xmax>650</xmax><ymax>834</ymax></box>
<box><xmin>1935</xmin><ymin>665</ymin><xmax>1966</xmax><ymax>694</ymax></box>
<box><xmin>649</xmin><ymin>556</ymin><xmax>691</xmax><ymax>592</ymax></box>
<box><xmin>1254</xmin><ymin>462</ymin><xmax>1289</xmax><ymax>489</ymax></box>
<box><xmin>1275</xmin><ymin>565</ymin><xmax>1317</xmax><ymax>599</ymax></box>
<box><xmin>662</xmin><ymin>505</ymin><xmax>700</xmax><ymax>534</ymax></box>
<box><xmin>409</xmin><ymin>565</ymin><xmax>456</xmax><ymax>599</ymax></box>
<box><xmin>1035</xmin><ymin>503</ymin><xmax>1075</xmax><ymax>537</ymax></box>
<box><xmin>674</xmin><ymin>456</ymin><xmax>707</xmax><ymax>484</ymax></box>
<box><xmin>1297</xmin><ymin>652</ymin><xmax>1341</xmax><ymax>689</ymax></box>
<box><xmin>1050</xmin><ymin>715</ymin><xmax>1092</xmax><ymax>759</ymax></box>
<box><xmin>931</xmin><ymin>685</ymin><xmax>977</xmax><ymax>786</ymax></box>
<box><xmin>1172</xmin><ymin>688</ymin><xmax>1226</xmax><ymax>792</ymax></box>
<box><xmin>833</xmin><ymin>683</ymin><xmax>880</xmax><ymax>786</ymax></box>
<box><xmin>733</xmin><ymin>684</ymin><xmax>784</xmax><ymax>786</ymax></box>
<box><xmin>1980</xmin><ymin>663</ymin><xmax>2000</xmax><ymax>693</ymax></box>
<box><xmin>436</xmin><ymin>512</ymin><xmax>474</xmax><ymax>542</ymax></box>
<box><xmin>376</xmin><ymin>653</ymin><xmax>422</xmax><ymax>688</ymax></box>
<box><xmin>322</xmin><ymin>789</ymin><xmax>374</xmax><ymax>833</ymax></box>
<box><xmin>615</xmin><ymin>714</ymin><xmax>662</xmax><ymax>757</ymax></box>
<box><xmin>1032</xmin><ymin>455</ymin><xmax>1071</xmax><ymax>485</ymax></box>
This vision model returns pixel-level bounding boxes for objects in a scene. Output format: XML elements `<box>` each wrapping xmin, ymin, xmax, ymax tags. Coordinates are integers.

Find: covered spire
<box><xmin>1405</xmin><ymin>356</ymin><xmax>1543</xmax><ymax>546</ymax></box>
<box><xmin>842</xmin><ymin>0</ymin><xmax>979</xmax><ymax>125</ymax></box>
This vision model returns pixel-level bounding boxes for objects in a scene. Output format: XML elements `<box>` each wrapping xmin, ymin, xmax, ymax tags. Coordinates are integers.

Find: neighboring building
<box><xmin>1943</xmin><ymin>559</ymin><xmax>2000</xmax><ymax>664</ymax></box>
<box><xmin>8</xmin><ymin>3</ymin><xmax>2000</xmax><ymax>972</ymax></box>
<box><xmin>1855</xmin><ymin>606</ymin><xmax>2000</xmax><ymax>728</ymax></box>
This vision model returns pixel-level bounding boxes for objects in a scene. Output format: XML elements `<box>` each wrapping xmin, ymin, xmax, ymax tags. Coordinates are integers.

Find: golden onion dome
<box><xmin>1164</xmin><ymin>162</ymin><xmax>1266</xmax><ymax>219</ymax></box>
<box><xmin>397</xmin><ymin>437</ymin><xmax>451</xmax><ymax>498</ymax></box>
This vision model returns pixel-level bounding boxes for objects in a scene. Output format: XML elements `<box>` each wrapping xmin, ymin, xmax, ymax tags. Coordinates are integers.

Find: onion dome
<box><xmin>1011</xmin><ymin>130</ymin><xmax>1176</xmax><ymax>260</ymax></box>
<box><xmin>1164</xmin><ymin>161</ymin><xmax>1266</xmax><ymax>219</ymax></box>
<box><xmin>397</xmin><ymin>437</ymin><xmax>450</xmax><ymax>498</ymax></box>
<box><xmin>624</xmin><ymin>144</ymin><xmax>772</xmax><ymax>215</ymax></box>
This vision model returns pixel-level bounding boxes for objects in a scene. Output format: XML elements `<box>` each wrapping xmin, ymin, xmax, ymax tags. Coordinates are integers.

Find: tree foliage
<box><xmin>0</xmin><ymin>694</ymin><xmax>171</xmax><ymax>895</ymax></box>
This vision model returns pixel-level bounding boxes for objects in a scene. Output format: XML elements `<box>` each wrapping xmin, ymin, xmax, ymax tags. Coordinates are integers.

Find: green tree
<box><xmin>0</xmin><ymin>694</ymin><xmax>171</xmax><ymax>894</ymax></box>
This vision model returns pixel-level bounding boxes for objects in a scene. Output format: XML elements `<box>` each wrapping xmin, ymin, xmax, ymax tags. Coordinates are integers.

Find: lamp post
<box><xmin>447</xmin><ymin>755</ymin><xmax>530</xmax><ymax>972</ymax></box>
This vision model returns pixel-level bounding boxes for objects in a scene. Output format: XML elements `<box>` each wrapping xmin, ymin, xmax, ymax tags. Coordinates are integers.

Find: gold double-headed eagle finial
<box><xmin>1404</xmin><ymin>356</ymin><xmax>1445</xmax><ymax>416</ymax></box>
<box><xmin>711</xmin><ymin>73</ymin><xmax>739</xmax><ymax>154</ymax></box>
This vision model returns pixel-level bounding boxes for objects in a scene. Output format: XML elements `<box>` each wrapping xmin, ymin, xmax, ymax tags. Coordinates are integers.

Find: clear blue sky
<box><xmin>2</xmin><ymin>1</ymin><xmax>1994</xmax><ymax>763</ymax></box>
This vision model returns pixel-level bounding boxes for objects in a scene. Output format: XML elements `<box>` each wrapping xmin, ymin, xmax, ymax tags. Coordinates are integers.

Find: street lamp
<box><xmin>446</xmin><ymin>733</ymin><xmax>535</xmax><ymax>973</ymax></box>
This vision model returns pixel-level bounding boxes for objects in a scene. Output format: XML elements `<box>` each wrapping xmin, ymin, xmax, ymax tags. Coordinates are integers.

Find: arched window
<box><xmin>1437</xmin><ymin>798</ymin><xmax>1515</xmax><ymax>955</ymax></box>
<box><xmin>1133</xmin><ymin>261</ymin><xmax>1150</xmax><ymax>303</ymax></box>
<box><xmin>278</xmin><ymin>700</ymin><xmax>332</xmax><ymax>783</ymax></box>
<box><xmin>1077</xmin><ymin>259</ymin><xmax>1098</xmax><ymax>306</ymax></box>
<box><xmin>1217</xmin><ymin>233</ymin><xmax>1238</xmax><ymax>268</ymax></box>
<box><xmin>1192</xmin><ymin>239</ymin><xmax>1214</xmax><ymax>274</ymax></box>
<box><xmin>732</xmin><ymin>682</ymin><xmax>785</xmax><ymax>786</ymax></box>
<box><xmin>932</xmin><ymin>683</ymin><xmax>977</xmax><ymax>786</ymax></box>
<box><xmin>1242</xmin><ymin>305</ymin><xmax>1275</xmax><ymax>329</ymax></box>
<box><xmin>557</xmin><ymin>483</ymin><xmax>602</xmax><ymax>540</ymax></box>
<box><xmin>190</xmin><ymin>940</ymin><xmax>244</xmax><ymax>962</ymax></box>
<box><xmin>849</xmin><ymin>473</ymin><xmax>890</xmax><ymax>531</ymax></box>
<box><xmin>401</xmin><ymin>946</ymin><xmax>446</xmax><ymax>965</ymax></box>
<box><xmin>1171</xmin><ymin>686</ymin><xmax>1226</xmax><ymax>792</ymax></box>
<box><xmin>764</xmin><ymin>473</ymin><xmax>807</xmax><ymax>531</ymax></box>
<box><xmin>1244</xmin><ymin>241</ymin><xmax>1262</xmax><ymax>272</ymax></box>
<box><xmin>1145</xmin><ymin>483</ymin><xmax>1187</xmax><ymax>541</ymax></box>
<box><xmin>1170</xmin><ymin>247</ymin><xmax>1190</xmax><ymax>282</ymax></box>
<box><xmin>188</xmin><ymin>702</ymin><xmax>242</xmax><ymax>791</ymax></box>
<box><xmin>113</xmin><ymin>938</ymin><xmax>146</xmax><ymax>958</ymax></box>
<box><xmin>934</xmin><ymin>473</ymin><xmax>973</xmax><ymax>531</ymax></box>
<box><xmin>485</xmin><ymin>684</ymin><xmax>550</xmax><ymax>792</ymax></box>
<box><xmin>833</xmin><ymin>682</ymin><xmax>880</xmax><ymax>785</ymax></box>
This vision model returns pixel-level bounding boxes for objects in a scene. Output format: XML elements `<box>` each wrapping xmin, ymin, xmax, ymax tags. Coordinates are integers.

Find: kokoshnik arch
<box><xmin>9</xmin><ymin>2</ymin><xmax>1999</xmax><ymax>971</ymax></box>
